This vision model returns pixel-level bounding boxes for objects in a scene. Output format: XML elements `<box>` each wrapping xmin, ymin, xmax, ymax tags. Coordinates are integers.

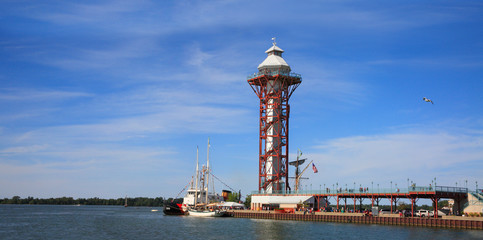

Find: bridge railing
<box><xmin>433</xmin><ymin>186</ymin><xmax>468</xmax><ymax>193</ymax></box>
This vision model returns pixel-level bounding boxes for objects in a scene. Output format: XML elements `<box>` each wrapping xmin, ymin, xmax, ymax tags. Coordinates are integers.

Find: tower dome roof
<box><xmin>265</xmin><ymin>45</ymin><xmax>284</xmax><ymax>54</ymax></box>
<box><xmin>257</xmin><ymin>42</ymin><xmax>291</xmax><ymax>72</ymax></box>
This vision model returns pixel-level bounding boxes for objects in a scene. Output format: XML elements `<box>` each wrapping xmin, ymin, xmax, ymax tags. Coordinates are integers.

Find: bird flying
<box><xmin>423</xmin><ymin>97</ymin><xmax>434</xmax><ymax>104</ymax></box>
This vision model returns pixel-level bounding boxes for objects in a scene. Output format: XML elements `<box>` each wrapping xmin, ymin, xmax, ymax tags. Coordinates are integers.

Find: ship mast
<box><xmin>297</xmin><ymin>160</ymin><xmax>313</xmax><ymax>191</ymax></box>
<box><xmin>205</xmin><ymin>138</ymin><xmax>210</xmax><ymax>205</ymax></box>
<box><xmin>194</xmin><ymin>146</ymin><xmax>199</xmax><ymax>207</ymax></box>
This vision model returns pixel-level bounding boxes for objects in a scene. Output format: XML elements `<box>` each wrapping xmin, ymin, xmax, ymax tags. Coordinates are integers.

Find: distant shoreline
<box><xmin>0</xmin><ymin>196</ymin><xmax>180</xmax><ymax>207</ymax></box>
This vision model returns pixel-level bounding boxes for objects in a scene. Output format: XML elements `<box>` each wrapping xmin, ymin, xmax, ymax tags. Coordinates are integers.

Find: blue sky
<box><xmin>1</xmin><ymin>0</ymin><xmax>482</xmax><ymax>199</ymax></box>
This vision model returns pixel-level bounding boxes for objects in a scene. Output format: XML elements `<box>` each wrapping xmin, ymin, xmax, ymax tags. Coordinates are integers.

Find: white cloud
<box><xmin>292</xmin><ymin>58</ymin><xmax>370</xmax><ymax>110</ymax></box>
<box><xmin>186</xmin><ymin>44</ymin><xmax>213</xmax><ymax>67</ymax></box>
<box><xmin>12</xmin><ymin>0</ymin><xmax>476</xmax><ymax>37</ymax></box>
<box><xmin>35</xmin><ymin>38</ymin><xmax>161</xmax><ymax>72</ymax></box>
<box><xmin>366</xmin><ymin>57</ymin><xmax>483</xmax><ymax>68</ymax></box>
<box><xmin>0</xmin><ymin>144</ymin><xmax>185</xmax><ymax>198</ymax></box>
<box><xmin>306</xmin><ymin>127</ymin><xmax>483</xmax><ymax>189</ymax></box>
<box><xmin>4</xmin><ymin>105</ymin><xmax>250</xmax><ymax>145</ymax></box>
<box><xmin>28</xmin><ymin>0</ymin><xmax>152</xmax><ymax>25</ymax></box>
<box><xmin>0</xmin><ymin>144</ymin><xmax>48</xmax><ymax>154</ymax></box>
<box><xmin>0</xmin><ymin>88</ymin><xmax>93</xmax><ymax>101</ymax></box>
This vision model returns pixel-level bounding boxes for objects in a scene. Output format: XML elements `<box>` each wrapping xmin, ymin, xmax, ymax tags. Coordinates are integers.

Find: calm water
<box><xmin>0</xmin><ymin>205</ymin><xmax>482</xmax><ymax>240</ymax></box>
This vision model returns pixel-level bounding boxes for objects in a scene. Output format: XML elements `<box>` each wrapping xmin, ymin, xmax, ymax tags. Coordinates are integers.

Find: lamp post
<box><xmin>465</xmin><ymin>180</ymin><xmax>468</xmax><ymax>189</ymax></box>
<box><xmin>390</xmin><ymin>181</ymin><xmax>393</xmax><ymax>193</ymax></box>
<box><xmin>353</xmin><ymin>182</ymin><xmax>356</xmax><ymax>192</ymax></box>
<box><xmin>476</xmin><ymin>181</ymin><xmax>478</xmax><ymax>192</ymax></box>
<box><xmin>434</xmin><ymin>177</ymin><xmax>436</xmax><ymax>187</ymax></box>
<box><xmin>372</xmin><ymin>181</ymin><xmax>374</xmax><ymax>193</ymax></box>
<box><xmin>407</xmin><ymin>178</ymin><xmax>409</xmax><ymax>189</ymax></box>
<box><xmin>336</xmin><ymin>182</ymin><xmax>339</xmax><ymax>193</ymax></box>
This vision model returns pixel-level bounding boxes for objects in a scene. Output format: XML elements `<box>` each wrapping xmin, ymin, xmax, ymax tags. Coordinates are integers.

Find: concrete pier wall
<box><xmin>229</xmin><ymin>211</ymin><xmax>483</xmax><ymax>230</ymax></box>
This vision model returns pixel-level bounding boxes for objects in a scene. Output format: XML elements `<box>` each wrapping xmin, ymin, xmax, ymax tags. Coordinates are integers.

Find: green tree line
<box><xmin>0</xmin><ymin>196</ymin><xmax>177</xmax><ymax>206</ymax></box>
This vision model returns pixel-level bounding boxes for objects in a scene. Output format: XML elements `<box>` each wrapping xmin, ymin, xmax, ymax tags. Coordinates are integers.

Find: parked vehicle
<box><xmin>403</xmin><ymin>209</ymin><xmax>413</xmax><ymax>217</ymax></box>
<box><xmin>416</xmin><ymin>209</ymin><xmax>430</xmax><ymax>217</ymax></box>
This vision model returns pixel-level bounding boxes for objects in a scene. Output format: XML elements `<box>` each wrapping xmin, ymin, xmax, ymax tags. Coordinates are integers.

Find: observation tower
<box><xmin>247</xmin><ymin>39</ymin><xmax>302</xmax><ymax>194</ymax></box>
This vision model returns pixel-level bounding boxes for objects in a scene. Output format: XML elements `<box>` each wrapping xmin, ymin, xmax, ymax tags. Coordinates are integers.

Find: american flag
<box><xmin>312</xmin><ymin>163</ymin><xmax>318</xmax><ymax>173</ymax></box>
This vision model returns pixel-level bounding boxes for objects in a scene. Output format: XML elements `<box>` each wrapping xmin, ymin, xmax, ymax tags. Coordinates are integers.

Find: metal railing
<box><xmin>470</xmin><ymin>192</ymin><xmax>483</xmax><ymax>201</ymax></box>
<box><xmin>477</xmin><ymin>189</ymin><xmax>483</xmax><ymax>197</ymax></box>
<box><xmin>250</xmin><ymin>185</ymin><xmax>470</xmax><ymax>195</ymax></box>
<box><xmin>251</xmin><ymin>188</ymin><xmax>406</xmax><ymax>195</ymax></box>
<box><xmin>247</xmin><ymin>70</ymin><xmax>301</xmax><ymax>80</ymax></box>
<box><xmin>434</xmin><ymin>186</ymin><xmax>468</xmax><ymax>193</ymax></box>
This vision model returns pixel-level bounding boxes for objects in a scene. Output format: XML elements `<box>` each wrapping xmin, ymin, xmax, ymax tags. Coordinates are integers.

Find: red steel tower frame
<box><xmin>248</xmin><ymin>67</ymin><xmax>301</xmax><ymax>193</ymax></box>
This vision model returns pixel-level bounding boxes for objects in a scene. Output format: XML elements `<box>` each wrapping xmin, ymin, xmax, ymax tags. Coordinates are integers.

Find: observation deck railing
<box><xmin>247</xmin><ymin>71</ymin><xmax>301</xmax><ymax>80</ymax></box>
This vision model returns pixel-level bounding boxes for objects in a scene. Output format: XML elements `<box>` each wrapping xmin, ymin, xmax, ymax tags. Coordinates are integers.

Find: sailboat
<box><xmin>188</xmin><ymin>138</ymin><xmax>227</xmax><ymax>217</ymax></box>
<box><xmin>164</xmin><ymin>142</ymin><xmax>224</xmax><ymax>216</ymax></box>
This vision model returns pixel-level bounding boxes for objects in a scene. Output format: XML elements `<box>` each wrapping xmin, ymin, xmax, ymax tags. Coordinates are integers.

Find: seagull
<box><xmin>423</xmin><ymin>97</ymin><xmax>434</xmax><ymax>104</ymax></box>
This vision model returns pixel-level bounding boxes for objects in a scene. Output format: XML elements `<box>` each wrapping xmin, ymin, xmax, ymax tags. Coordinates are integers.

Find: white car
<box><xmin>415</xmin><ymin>210</ymin><xmax>431</xmax><ymax>217</ymax></box>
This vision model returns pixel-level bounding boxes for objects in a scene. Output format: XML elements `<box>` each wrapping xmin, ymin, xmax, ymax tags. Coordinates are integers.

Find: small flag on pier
<box><xmin>312</xmin><ymin>163</ymin><xmax>318</xmax><ymax>173</ymax></box>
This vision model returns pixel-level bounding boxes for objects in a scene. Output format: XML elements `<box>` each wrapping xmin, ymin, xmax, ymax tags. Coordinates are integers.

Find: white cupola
<box><xmin>257</xmin><ymin>40</ymin><xmax>291</xmax><ymax>74</ymax></box>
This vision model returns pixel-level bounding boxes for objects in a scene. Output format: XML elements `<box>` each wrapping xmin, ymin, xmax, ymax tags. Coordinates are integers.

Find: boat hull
<box><xmin>188</xmin><ymin>209</ymin><xmax>227</xmax><ymax>217</ymax></box>
<box><xmin>163</xmin><ymin>203</ymin><xmax>186</xmax><ymax>216</ymax></box>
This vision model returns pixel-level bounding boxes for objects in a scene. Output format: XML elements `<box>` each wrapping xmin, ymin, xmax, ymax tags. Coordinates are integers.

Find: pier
<box><xmin>251</xmin><ymin>185</ymin><xmax>482</xmax><ymax>219</ymax></box>
<box><xmin>311</xmin><ymin>186</ymin><xmax>468</xmax><ymax>218</ymax></box>
<box><xmin>229</xmin><ymin>210</ymin><xmax>483</xmax><ymax>230</ymax></box>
